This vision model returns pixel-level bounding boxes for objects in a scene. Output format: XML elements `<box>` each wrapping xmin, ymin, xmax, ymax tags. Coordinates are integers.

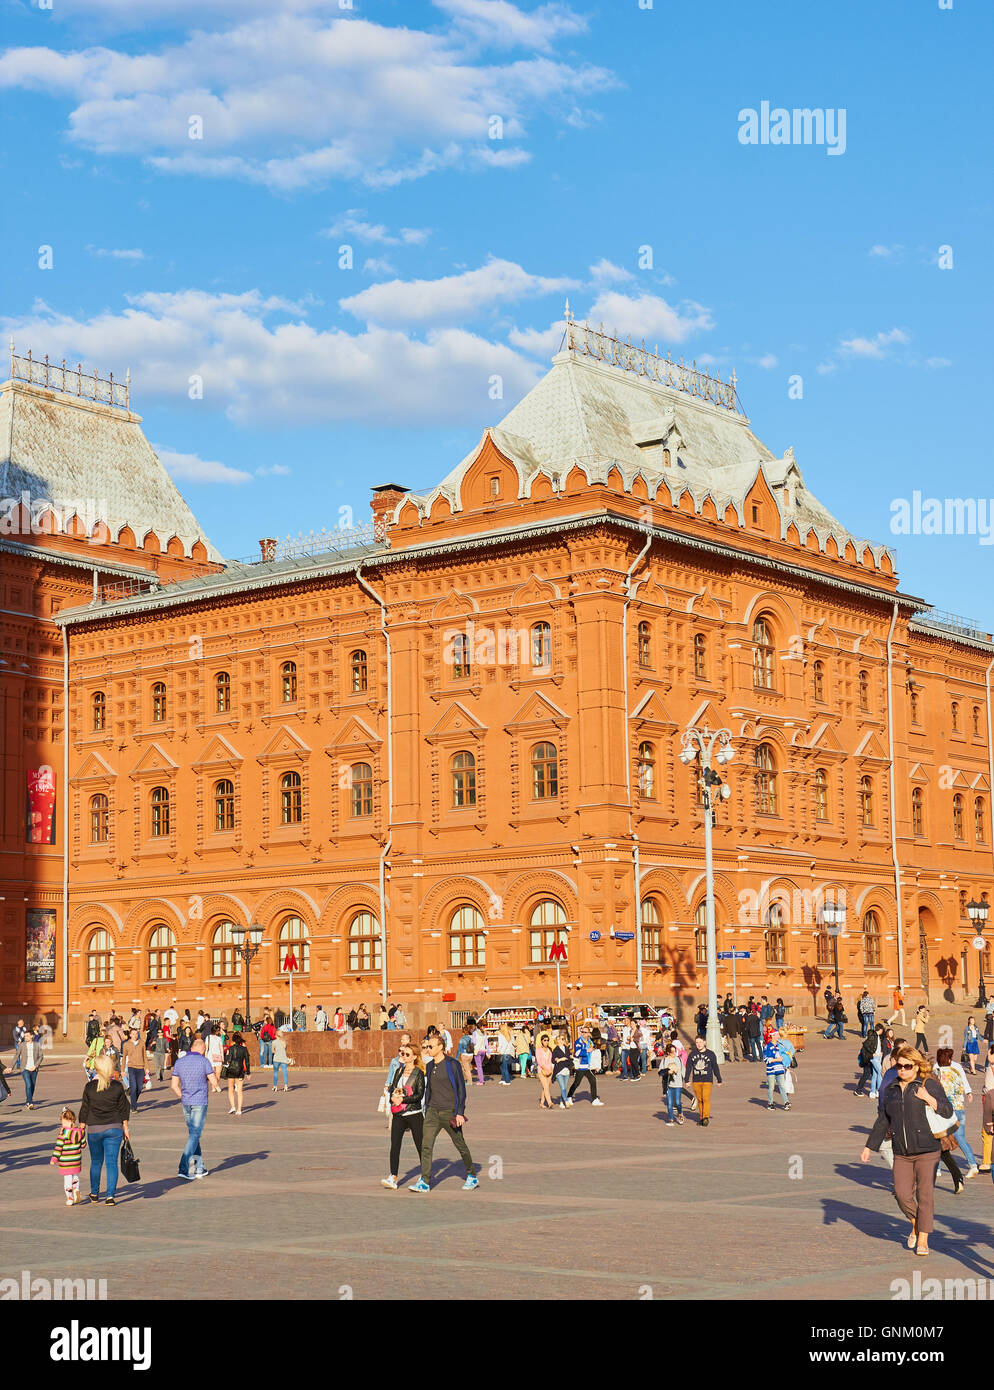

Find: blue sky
<box><xmin>1</xmin><ymin>0</ymin><xmax>991</xmax><ymax>613</ymax></box>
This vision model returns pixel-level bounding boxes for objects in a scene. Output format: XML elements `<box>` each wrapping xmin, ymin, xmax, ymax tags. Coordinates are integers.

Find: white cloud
<box><xmin>85</xmin><ymin>245</ymin><xmax>147</xmax><ymax>260</ymax></box>
<box><xmin>432</xmin><ymin>0</ymin><xmax>588</xmax><ymax>50</ymax></box>
<box><xmin>756</xmin><ymin>353</ymin><xmax>778</xmax><ymax>369</ymax></box>
<box><xmin>340</xmin><ymin>258</ymin><xmax>577</xmax><ymax>327</ymax></box>
<box><xmin>869</xmin><ymin>244</ymin><xmax>906</xmax><ymax>259</ymax></box>
<box><xmin>256</xmin><ymin>463</ymin><xmax>291</xmax><ymax>476</ymax></box>
<box><xmin>582</xmin><ymin>290</ymin><xmax>714</xmax><ymax>346</ymax></box>
<box><xmin>839</xmin><ymin>327</ymin><xmax>910</xmax><ymax>359</ymax></box>
<box><xmin>925</xmin><ymin>356</ymin><xmax>952</xmax><ymax>369</ymax></box>
<box><xmin>323</xmin><ymin>210</ymin><xmax>431</xmax><ymax>246</ymax></box>
<box><xmin>507</xmin><ymin>320</ymin><xmax>566</xmax><ymax>356</ymax></box>
<box><xmin>3</xmin><ymin>289</ymin><xmax>542</xmax><ymax>428</ymax></box>
<box><xmin>0</xmin><ymin>14</ymin><xmax>615</xmax><ymax>192</ymax></box>
<box><xmin>155</xmin><ymin>446</ymin><xmax>252</xmax><ymax>485</ymax></box>
<box><xmin>362</xmin><ymin>257</ymin><xmax>398</xmax><ymax>277</ymax></box>
<box><xmin>816</xmin><ymin>362</ymin><xmax>837</xmax><ymax>375</ymax></box>
<box><xmin>588</xmin><ymin>258</ymin><xmax>634</xmax><ymax>285</ymax></box>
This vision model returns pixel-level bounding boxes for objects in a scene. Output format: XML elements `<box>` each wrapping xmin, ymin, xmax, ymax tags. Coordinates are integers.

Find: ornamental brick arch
<box><xmin>503</xmin><ymin>871</ymin><xmax>580</xmax><ymax>929</ymax></box>
<box><xmin>121</xmin><ymin>897</ymin><xmax>187</xmax><ymax>950</ymax></box>
<box><xmin>740</xmin><ymin>590</ymin><xmax>801</xmax><ymax>644</ymax></box>
<box><xmin>636</xmin><ymin>868</ymin><xmax>683</xmax><ymax>923</ymax></box>
<box><xmin>419</xmin><ymin>874</ymin><xmax>496</xmax><ymax>935</ymax></box>
<box><xmin>754</xmin><ymin>875</ymin><xmax>804</xmax><ymax>927</ymax></box>
<box><xmin>70</xmin><ymin>900</ymin><xmax>125</xmax><ymax>945</ymax></box>
<box><xmin>321</xmin><ymin>882</ymin><xmax>381</xmax><ymax>934</ymax></box>
<box><xmin>684</xmin><ymin>871</ymin><xmax>739</xmax><ymax>927</ymax></box>
<box><xmin>197</xmin><ymin>892</ymin><xmax>253</xmax><ymax>932</ymax></box>
<box><xmin>851</xmin><ymin>890</ymin><xmax>895</xmax><ymax>932</ymax></box>
<box><xmin>254</xmin><ymin>889</ymin><xmax>321</xmax><ymax>933</ymax></box>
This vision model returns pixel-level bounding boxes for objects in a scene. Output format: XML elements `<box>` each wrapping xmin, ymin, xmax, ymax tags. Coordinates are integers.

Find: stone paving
<box><xmin>1</xmin><ymin>1028</ymin><xmax>992</xmax><ymax>1301</ymax></box>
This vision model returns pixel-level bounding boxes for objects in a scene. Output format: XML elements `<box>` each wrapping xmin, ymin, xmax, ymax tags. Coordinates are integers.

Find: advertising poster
<box><xmin>26</xmin><ymin>766</ymin><xmax>57</xmax><ymax>844</ymax></box>
<box><xmin>25</xmin><ymin>908</ymin><xmax>57</xmax><ymax>983</ymax></box>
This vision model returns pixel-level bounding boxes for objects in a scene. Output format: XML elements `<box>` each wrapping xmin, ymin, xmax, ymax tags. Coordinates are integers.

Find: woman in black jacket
<box><xmin>79</xmin><ymin>1054</ymin><xmax>131</xmax><ymax>1205</ymax></box>
<box><xmin>381</xmin><ymin>1043</ymin><xmax>425</xmax><ymax>1189</ymax></box>
<box><xmin>224</xmin><ymin>1031</ymin><xmax>251</xmax><ymax>1115</ymax></box>
<box><xmin>861</xmin><ymin>1045</ymin><xmax>954</xmax><ymax>1256</ymax></box>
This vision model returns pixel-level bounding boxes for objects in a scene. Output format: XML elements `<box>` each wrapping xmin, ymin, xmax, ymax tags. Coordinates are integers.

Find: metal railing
<box><xmin>562</xmin><ymin>304</ymin><xmax>743</xmax><ymax>415</ymax></box>
<box><xmin>911</xmin><ymin>606</ymin><xmax>987</xmax><ymax>640</ymax></box>
<box><xmin>229</xmin><ymin>523</ymin><xmax>381</xmax><ymax>567</ymax></box>
<box><xmin>9</xmin><ymin>345</ymin><xmax>130</xmax><ymax>411</ymax></box>
<box><xmin>96</xmin><ymin>578</ymin><xmax>157</xmax><ymax>605</ymax></box>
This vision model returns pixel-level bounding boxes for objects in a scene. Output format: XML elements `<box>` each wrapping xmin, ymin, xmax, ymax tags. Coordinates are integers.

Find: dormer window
<box><xmin>488</xmin><ymin>476</ymin><xmax>500</xmax><ymax>498</ymax></box>
<box><xmin>751</xmin><ymin>504</ymin><xmax>761</xmax><ymax>526</ymax></box>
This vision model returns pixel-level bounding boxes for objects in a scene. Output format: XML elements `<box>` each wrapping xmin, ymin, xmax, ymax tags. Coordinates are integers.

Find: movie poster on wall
<box><xmin>26</xmin><ymin>766</ymin><xmax>57</xmax><ymax>844</ymax></box>
<box><xmin>26</xmin><ymin>908</ymin><xmax>57</xmax><ymax>983</ymax></box>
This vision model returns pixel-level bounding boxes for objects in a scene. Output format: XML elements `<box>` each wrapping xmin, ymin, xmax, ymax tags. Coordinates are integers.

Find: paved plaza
<box><xmin>3</xmin><ymin>1027</ymin><xmax>992</xmax><ymax>1302</ymax></box>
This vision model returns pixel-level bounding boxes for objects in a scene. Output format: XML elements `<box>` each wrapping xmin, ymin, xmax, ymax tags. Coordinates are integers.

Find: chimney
<box><xmin>259</xmin><ymin>537</ymin><xmax>277</xmax><ymax>562</ymax></box>
<box><xmin>370</xmin><ymin>483</ymin><xmax>408</xmax><ymax>542</ymax></box>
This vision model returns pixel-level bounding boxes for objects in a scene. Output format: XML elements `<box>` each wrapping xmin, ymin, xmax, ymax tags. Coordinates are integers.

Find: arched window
<box><xmin>812</xmin><ymin>660</ymin><xmax>825</xmax><ymax>702</ymax></box>
<box><xmin>973</xmin><ymin>706</ymin><xmax>982</xmax><ymax>738</ymax></box>
<box><xmin>281</xmin><ymin>771</ymin><xmax>302</xmax><ymax>824</ymax></box>
<box><xmin>693</xmin><ymin>633</ymin><xmax>707</xmax><ymax>681</ymax></box>
<box><xmin>451</xmin><ymin>751</ymin><xmax>476</xmax><ymax>808</ymax></box>
<box><xmin>764</xmin><ymin>902</ymin><xmax>786</xmax><ymax>965</ymax></box>
<box><xmin>214</xmin><ymin>779</ymin><xmax>235</xmax><ymax>832</ymax></box>
<box><xmin>859</xmin><ymin>776</ymin><xmax>875</xmax><ymax>828</ymax></box>
<box><xmin>450</xmin><ymin>904</ymin><xmax>486</xmax><ymax>968</ymax></box>
<box><xmin>215</xmin><ymin>672</ymin><xmax>231</xmax><ymax>714</ymax></box>
<box><xmin>752</xmin><ymin>616</ymin><xmax>775</xmax><ymax>689</ymax></box>
<box><xmin>693</xmin><ymin>900</ymin><xmax>709</xmax><ymax>966</ymax></box>
<box><xmin>815</xmin><ymin>930</ymin><xmax>833</xmax><ymax>966</ymax></box>
<box><xmin>351</xmin><ymin>649</ymin><xmax>368</xmax><ymax>694</ymax></box>
<box><xmin>951</xmin><ymin>701</ymin><xmax>960</xmax><ymax>733</ymax></box>
<box><xmin>349</xmin><ymin>763</ymin><xmax>373</xmax><ymax>817</ymax></box>
<box><xmin>531</xmin><ymin>742</ymin><xmax>558</xmax><ymax>799</ymax></box>
<box><xmin>279</xmin><ymin>916</ymin><xmax>309</xmax><ymax>973</ymax></box>
<box><xmin>89</xmin><ymin>793</ymin><xmax>109</xmax><ymax>844</ymax></box>
<box><xmin>858</xmin><ymin>669</ymin><xmax>870</xmax><ymax>711</ymax></box>
<box><xmin>452</xmin><ymin>632</ymin><xmax>471</xmax><ymax>679</ymax></box>
<box><xmin>281</xmin><ymin>661</ymin><xmax>297</xmax><ymax>703</ymax></box>
<box><xmin>637</xmin><ymin>741</ymin><xmax>656</xmax><ymax>800</ymax></box>
<box><xmin>531</xmin><ymin>622</ymin><xmax>551</xmax><ymax>668</ymax></box>
<box><xmin>92</xmin><ymin>691</ymin><xmax>106</xmax><ymax>731</ymax></box>
<box><xmin>637</xmin><ymin>621</ymin><xmax>652</xmax><ymax>667</ymax></box>
<box><xmin>151</xmin><ymin>682</ymin><xmax>167</xmax><ymax>722</ymax></box>
<box><xmin>975</xmin><ymin>796</ymin><xmax>987</xmax><ymax>842</ymax></box>
<box><xmin>528</xmin><ymin>899</ymin><xmax>567</xmax><ymax>965</ymax></box>
<box><xmin>148</xmin><ymin>924</ymin><xmax>176</xmax><ymax>980</ymax></box>
<box><xmin>755</xmin><ymin>743</ymin><xmax>778</xmax><ymax>814</ymax></box>
<box><xmin>910</xmin><ymin>688</ymin><xmax>920</xmax><ymax>724</ymax></box>
<box><xmin>814</xmin><ymin>768</ymin><xmax>829</xmax><ymax>821</ymax></box>
<box><xmin>348</xmin><ymin>911</ymin><xmax>381</xmax><ymax>972</ymax></box>
<box><xmin>641</xmin><ymin>898</ymin><xmax>663</xmax><ymax>963</ymax></box>
<box><xmin>862</xmin><ymin>910</ymin><xmax>881</xmax><ymax>968</ymax></box>
<box><xmin>953</xmin><ymin>793</ymin><xmax>964</xmax><ymax>839</ymax></box>
<box><xmin>150</xmin><ymin>786</ymin><xmax>170</xmax><ymax>837</ymax></box>
<box><xmin>912</xmin><ymin>787</ymin><xmax>925</xmax><ymax>837</ymax></box>
<box><xmin>86</xmin><ymin>928</ymin><xmax>114</xmax><ymax>984</ymax></box>
<box><xmin>211</xmin><ymin>921</ymin><xmax>238</xmax><ymax>978</ymax></box>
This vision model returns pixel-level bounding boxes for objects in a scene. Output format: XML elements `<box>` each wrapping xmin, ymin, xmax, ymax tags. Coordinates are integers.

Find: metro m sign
<box><xmin>548</xmin><ymin>941</ymin><xmax>567</xmax><ymax>963</ymax></box>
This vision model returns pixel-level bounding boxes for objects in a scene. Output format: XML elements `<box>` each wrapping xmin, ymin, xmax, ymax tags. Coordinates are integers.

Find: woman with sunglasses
<box><xmin>861</xmin><ymin>1046</ymin><xmax>954</xmax><ymax>1256</ymax></box>
<box><xmin>535</xmin><ymin>1032</ymin><xmax>555</xmax><ymax>1109</ymax></box>
<box><xmin>381</xmin><ymin>1044</ymin><xmax>425</xmax><ymax>1189</ymax></box>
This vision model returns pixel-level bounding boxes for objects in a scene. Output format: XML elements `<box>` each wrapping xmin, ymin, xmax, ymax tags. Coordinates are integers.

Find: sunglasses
<box><xmin>895</xmin><ymin>1062</ymin><xmax>916</xmax><ymax>1071</ymax></box>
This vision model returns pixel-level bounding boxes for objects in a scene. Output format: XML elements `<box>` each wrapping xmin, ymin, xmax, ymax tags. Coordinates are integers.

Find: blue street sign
<box><xmin>613</xmin><ymin>931</ymin><xmax>636</xmax><ymax>942</ymax></box>
<box><xmin>589</xmin><ymin>931</ymin><xmax>602</xmax><ymax>942</ymax></box>
<box><xmin>716</xmin><ymin>950</ymin><xmax>751</xmax><ymax>960</ymax></box>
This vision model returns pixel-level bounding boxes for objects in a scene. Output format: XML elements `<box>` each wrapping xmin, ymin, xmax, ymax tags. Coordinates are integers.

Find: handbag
<box><xmin>925</xmin><ymin>1101</ymin><xmax>957</xmax><ymax>1137</ymax></box>
<box><xmin>119</xmin><ymin>1137</ymin><xmax>141</xmax><ymax>1184</ymax></box>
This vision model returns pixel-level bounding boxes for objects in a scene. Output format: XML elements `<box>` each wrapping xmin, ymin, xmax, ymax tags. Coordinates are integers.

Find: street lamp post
<box><xmin>230</xmin><ymin>923</ymin><xmax>264</xmax><ymax>1026</ymax></box>
<box><xmin>966</xmin><ymin>898</ymin><xmax>989</xmax><ymax>1007</ymax></box>
<box><xmin>820</xmin><ymin>898</ymin><xmax>846</xmax><ymax>998</ymax></box>
<box><xmin>679</xmin><ymin>726</ymin><xmax>735</xmax><ymax>1062</ymax></box>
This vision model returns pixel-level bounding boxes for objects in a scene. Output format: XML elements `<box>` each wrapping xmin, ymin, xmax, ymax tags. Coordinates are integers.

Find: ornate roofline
<box><xmin>0</xmin><ymin>536</ymin><xmax>160</xmax><ymax>581</ymax></box>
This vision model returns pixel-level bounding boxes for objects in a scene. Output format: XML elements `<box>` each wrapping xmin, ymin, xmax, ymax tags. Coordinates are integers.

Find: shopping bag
<box><xmin>119</xmin><ymin>1137</ymin><xmax>141</xmax><ymax>1184</ymax></box>
<box><xmin>784</xmin><ymin>1070</ymin><xmax>795</xmax><ymax>1095</ymax></box>
<box><xmin>143</xmin><ymin>1069</ymin><xmax>151</xmax><ymax>1091</ymax></box>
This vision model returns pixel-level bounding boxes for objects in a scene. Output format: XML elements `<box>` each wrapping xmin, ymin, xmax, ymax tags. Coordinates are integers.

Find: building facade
<box><xmin>3</xmin><ymin>324</ymin><xmax>993</xmax><ymax>1034</ymax></box>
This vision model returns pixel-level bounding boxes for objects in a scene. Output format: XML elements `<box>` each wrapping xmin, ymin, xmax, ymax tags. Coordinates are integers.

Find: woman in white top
<box><xmin>205</xmin><ymin>1026</ymin><xmax>225</xmax><ymax>1082</ymax></box>
<box><xmin>471</xmin><ymin>1023</ymin><xmax>488</xmax><ymax>1086</ymax></box>
<box><xmin>496</xmin><ymin>1023</ymin><xmax>516</xmax><ymax>1085</ymax></box>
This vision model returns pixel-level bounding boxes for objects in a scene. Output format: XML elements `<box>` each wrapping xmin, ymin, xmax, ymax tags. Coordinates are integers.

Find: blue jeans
<box><xmin>664</xmin><ymin>1086</ymin><xmax>683</xmax><ymax>1120</ymax></box>
<box><xmin>555</xmin><ymin>1071</ymin><xmax>569</xmax><ymax>1103</ymax></box>
<box><xmin>862</xmin><ymin>1015</ymin><xmax>875</xmax><ymax>1037</ymax></box>
<box><xmin>179</xmin><ymin>1103</ymin><xmax>207</xmax><ymax>1176</ymax></box>
<box><xmin>499</xmin><ymin>1054</ymin><xmax>513</xmax><ymax>1083</ymax></box>
<box><xmin>767</xmin><ymin>1073</ymin><xmax>789</xmax><ymax>1105</ymax></box>
<box><xmin>748</xmin><ymin>1037</ymin><xmax>762</xmax><ymax>1061</ymax></box>
<box><xmin>126</xmin><ymin>1068</ymin><xmax>143</xmax><ymax>1109</ymax></box>
<box><xmin>88</xmin><ymin>1128</ymin><xmax>123</xmax><ymax>1198</ymax></box>
<box><xmin>640</xmin><ymin>1047</ymin><xmax>649</xmax><ymax>1075</ymax></box>
<box><xmin>22</xmin><ymin>1068</ymin><xmax>39</xmax><ymax>1104</ymax></box>
<box><xmin>953</xmin><ymin>1110</ymin><xmax>977</xmax><ymax>1168</ymax></box>
<box><xmin>870</xmin><ymin>1056</ymin><xmax>882</xmax><ymax>1095</ymax></box>
<box><xmin>259</xmin><ymin>1039</ymin><xmax>273</xmax><ymax>1067</ymax></box>
<box><xmin>824</xmin><ymin>1021</ymin><xmax>844</xmax><ymax>1039</ymax></box>
<box><xmin>273</xmin><ymin>1062</ymin><xmax>288</xmax><ymax>1087</ymax></box>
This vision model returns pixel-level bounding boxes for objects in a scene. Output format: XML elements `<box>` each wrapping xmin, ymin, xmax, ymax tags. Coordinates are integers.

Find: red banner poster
<box><xmin>26</xmin><ymin>766</ymin><xmax>57</xmax><ymax>845</ymax></box>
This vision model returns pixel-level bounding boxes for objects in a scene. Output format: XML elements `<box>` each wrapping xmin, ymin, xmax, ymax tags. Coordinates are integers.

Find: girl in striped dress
<box><xmin>50</xmin><ymin>1108</ymin><xmax>87</xmax><ymax>1206</ymax></box>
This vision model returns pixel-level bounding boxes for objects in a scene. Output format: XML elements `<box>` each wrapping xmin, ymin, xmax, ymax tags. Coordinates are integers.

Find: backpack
<box><xmin>346</xmin><ymin>1009</ymin><xmax>358</xmax><ymax>1029</ymax></box>
<box><xmin>86</xmin><ymin>1019</ymin><xmax>101</xmax><ymax>1044</ymax></box>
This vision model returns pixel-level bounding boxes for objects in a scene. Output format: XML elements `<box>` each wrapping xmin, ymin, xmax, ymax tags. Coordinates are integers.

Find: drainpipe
<box><xmin>886</xmin><ymin>601</ymin><xmax>905</xmax><ymax>992</ymax></box>
<box><xmin>623</xmin><ymin>529</ymin><xmax>653</xmax><ymax>994</ymax></box>
<box><xmin>986</xmin><ymin>658</ymin><xmax>994</xmax><ymax>887</ymax></box>
<box><xmin>355</xmin><ymin>566</ymin><xmax>392</xmax><ymax>1004</ymax></box>
<box><xmin>61</xmin><ymin>626</ymin><xmax>70</xmax><ymax>1035</ymax></box>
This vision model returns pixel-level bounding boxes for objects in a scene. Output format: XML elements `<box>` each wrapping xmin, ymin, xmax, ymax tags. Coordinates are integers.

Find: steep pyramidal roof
<box><xmin>0</xmin><ymin>369</ymin><xmax>218</xmax><ymax>559</ymax></box>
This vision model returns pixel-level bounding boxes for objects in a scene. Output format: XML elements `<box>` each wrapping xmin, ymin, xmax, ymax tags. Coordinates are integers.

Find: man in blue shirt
<box><xmin>567</xmin><ymin>1023</ymin><xmax>604</xmax><ymax>1106</ymax></box>
<box><xmin>171</xmin><ymin>1037</ymin><xmax>222</xmax><ymax>1180</ymax></box>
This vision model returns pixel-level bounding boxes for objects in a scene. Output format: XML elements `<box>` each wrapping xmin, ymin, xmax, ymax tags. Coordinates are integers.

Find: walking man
<box><xmin>12</xmin><ymin>1018</ymin><xmax>26</xmax><ymax>1072</ymax></box>
<box><xmin>684</xmin><ymin>1036</ymin><xmax>723</xmax><ymax>1126</ymax></box>
<box><xmin>567</xmin><ymin>1023</ymin><xmax>604</xmax><ymax>1105</ymax></box>
<box><xmin>723</xmin><ymin>1007</ymin><xmax>743</xmax><ymax>1063</ymax></box>
<box><xmin>410</xmin><ymin>1032</ymin><xmax>479</xmax><ymax>1192</ymax></box>
<box><xmin>744</xmin><ymin>1007</ymin><xmax>762</xmax><ymax>1061</ymax></box>
<box><xmin>171</xmin><ymin>1036</ymin><xmax>222</xmax><ymax>1181</ymax></box>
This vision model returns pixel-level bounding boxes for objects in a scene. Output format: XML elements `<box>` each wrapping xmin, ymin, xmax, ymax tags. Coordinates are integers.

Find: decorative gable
<box><xmin>809</xmin><ymin>720</ymin><xmax>846</xmax><ymax>754</ymax></box>
<box><xmin>323</xmin><ymin>714</ymin><xmax>382</xmax><ymax>757</ymax></box>
<box><xmin>74</xmin><ymin>751</ymin><xmax>117</xmax><ymax>783</ymax></box>
<box><xmin>128</xmin><ymin>741</ymin><xmax>179</xmax><ymax>779</ymax></box>
<box><xmin>192</xmin><ymin>734</ymin><xmax>243</xmax><ymax>772</ymax></box>
<box><xmin>425</xmin><ymin>702</ymin><xmax>488</xmax><ymax>744</ymax></box>
<box><xmin>853</xmin><ymin>730</ymin><xmax>889</xmax><ymax>762</ymax></box>
<box><xmin>631</xmin><ymin>690</ymin><xmax>677</xmax><ymax>731</ymax></box>
<box><xmin>256</xmin><ymin>725</ymin><xmax>311</xmax><ymax>765</ymax></box>
<box><xmin>504</xmin><ymin>690</ymin><xmax>569</xmax><ymax>732</ymax></box>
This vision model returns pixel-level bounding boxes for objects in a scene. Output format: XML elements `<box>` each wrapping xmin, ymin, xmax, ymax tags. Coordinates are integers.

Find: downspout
<box><xmin>623</xmin><ymin>529</ymin><xmax>653</xmax><ymax>994</ymax></box>
<box><xmin>61</xmin><ymin>626</ymin><xmax>70</xmax><ymax>1035</ymax></box>
<box><xmin>986</xmin><ymin>658</ymin><xmax>994</xmax><ymax>887</ymax></box>
<box><xmin>355</xmin><ymin>566</ymin><xmax>391</xmax><ymax>1005</ymax></box>
<box><xmin>886</xmin><ymin>601</ymin><xmax>905</xmax><ymax>992</ymax></box>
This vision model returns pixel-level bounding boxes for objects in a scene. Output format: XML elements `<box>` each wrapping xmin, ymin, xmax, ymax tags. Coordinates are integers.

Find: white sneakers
<box><xmin>591</xmin><ymin>1098</ymin><xmax>604</xmax><ymax>1106</ymax></box>
<box><xmin>381</xmin><ymin>1176</ymin><xmax>398</xmax><ymax>1189</ymax></box>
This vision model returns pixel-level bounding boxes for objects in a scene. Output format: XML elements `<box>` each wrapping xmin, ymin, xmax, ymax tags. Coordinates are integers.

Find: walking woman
<box><xmin>496</xmin><ymin>1022</ymin><xmax>515</xmax><ymax>1085</ymax></box>
<box><xmin>855</xmin><ymin>1025</ymin><xmax>882</xmax><ymax>1099</ymax></box>
<box><xmin>78</xmin><ymin>1053</ymin><xmax>131</xmax><ymax>1205</ymax></box>
<box><xmin>660</xmin><ymin>1043</ymin><xmax>685</xmax><ymax>1125</ymax></box>
<box><xmin>224</xmin><ymin>1031</ymin><xmax>251</xmax><ymax>1114</ymax></box>
<box><xmin>536</xmin><ymin>1031</ymin><xmax>555</xmax><ymax>1109</ymax></box>
<box><xmin>21</xmin><ymin>1024</ymin><xmax>44</xmax><ymax>1109</ymax></box>
<box><xmin>964</xmin><ymin>1016</ymin><xmax>981</xmax><ymax>1074</ymax></box>
<box><xmin>861</xmin><ymin>1045</ymin><xmax>954</xmax><ymax>1256</ymax></box>
<box><xmin>205</xmin><ymin>1025</ymin><xmax>224</xmax><ymax>1084</ymax></box>
<box><xmin>512</xmin><ymin>1024</ymin><xmax>532</xmax><ymax>1079</ymax></box>
<box><xmin>84</xmin><ymin>1029</ymin><xmax>106</xmax><ymax>1084</ymax></box>
<box><xmin>456</xmin><ymin>1023</ymin><xmax>475</xmax><ymax>1086</ymax></box>
<box><xmin>272</xmin><ymin>1031</ymin><xmax>291</xmax><ymax>1092</ymax></box>
<box><xmin>121</xmin><ymin>1027</ymin><xmax>147</xmax><ymax>1112</ymax></box>
<box><xmin>981</xmin><ymin>1057</ymin><xmax>994</xmax><ymax>1173</ymax></box>
<box><xmin>913</xmin><ymin>1004</ymin><xmax>930</xmax><ymax>1054</ymax></box>
<box><xmin>381</xmin><ymin>1042</ymin><xmax>425</xmax><ymax>1189</ymax></box>
<box><xmin>934</xmin><ymin>1047</ymin><xmax>979</xmax><ymax>1178</ymax></box>
<box><xmin>551</xmin><ymin>1031</ymin><xmax>572</xmax><ymax>1108</ymax></box>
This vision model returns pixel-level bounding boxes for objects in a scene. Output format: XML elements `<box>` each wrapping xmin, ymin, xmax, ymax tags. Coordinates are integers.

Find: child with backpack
<box><xmin>50</xmin><ymin>1108</ymin><xmax>87</xmax><ymax>1206</ymax></box>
